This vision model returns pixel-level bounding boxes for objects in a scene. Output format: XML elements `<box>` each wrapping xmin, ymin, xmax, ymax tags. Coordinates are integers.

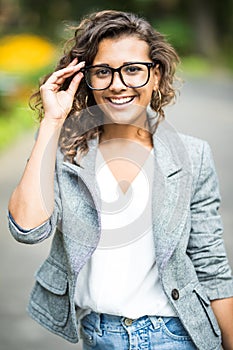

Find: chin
<box><xmin>99</xmin><ymin>103</ymin><xmax>147</xmax><ymax>128</ymax></box>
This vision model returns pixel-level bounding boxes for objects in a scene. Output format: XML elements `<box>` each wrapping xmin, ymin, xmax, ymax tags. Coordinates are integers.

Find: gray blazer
<box><xmin>8</xmin><ymin>121</ymin><xmax>233</xmax><ymax>350</ymax></box>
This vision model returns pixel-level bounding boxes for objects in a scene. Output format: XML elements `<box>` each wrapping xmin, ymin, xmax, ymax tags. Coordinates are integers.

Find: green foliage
<box><xmin>180</xmin><ymin>56</ymin><xmax>212</xmax><ymax>77</ymax></box>
<box><xmin>0</xmin><ymin>102</ymin><xmax>36</xmax><ymax>153</ymax></box>
<box><xmin>154</xmin><ymin>17</ymin><xmax>194</xmax><ymax>56</ymax></box>
<box><xmin>0</xmin><ymin>53</ymin><xmax>57</xmax><ymax>153</ymax></box>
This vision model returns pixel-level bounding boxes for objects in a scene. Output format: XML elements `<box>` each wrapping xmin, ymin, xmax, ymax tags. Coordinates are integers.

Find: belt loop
<box><xmin>148</xmin><ymin>315</ymin><xmax>161</xmax><ymax>330</ymax></box>
<box><xmin>95</xmin><ymin>312</ymin><xmax>102</xmax><ymax>336</ymax></box>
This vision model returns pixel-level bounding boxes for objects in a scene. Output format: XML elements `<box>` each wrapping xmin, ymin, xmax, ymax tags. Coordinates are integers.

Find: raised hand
<box><xmin>40</xmin><ymin>58</ymin><xmax>85</xmax><ymax>122</ymax></box>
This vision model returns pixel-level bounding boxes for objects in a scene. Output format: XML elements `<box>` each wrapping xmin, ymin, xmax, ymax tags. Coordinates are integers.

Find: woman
<box><xmin>8</xmin><ymin>10</ymin><xmax>233</xmax><ymax>350</ymax></box>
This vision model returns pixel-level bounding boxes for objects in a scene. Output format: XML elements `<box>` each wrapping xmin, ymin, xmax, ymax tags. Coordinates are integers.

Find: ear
<box><xmin>152</xmin><ymin>64</ymin><xmax>161</xmax><ymax>91</ymax></box>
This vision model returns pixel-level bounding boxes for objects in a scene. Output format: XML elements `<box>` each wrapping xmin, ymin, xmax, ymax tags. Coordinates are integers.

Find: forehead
<box><xmin>93</xmin><ymin>36</ymin><xmax>150</xmax><ymax>65</ymax></box>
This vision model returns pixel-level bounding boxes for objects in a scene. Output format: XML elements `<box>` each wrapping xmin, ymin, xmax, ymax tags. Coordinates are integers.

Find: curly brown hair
<box><xmin>30</xmin><ymin>10</ymin><xmax>180</xmax><ymax>163</ymax></box>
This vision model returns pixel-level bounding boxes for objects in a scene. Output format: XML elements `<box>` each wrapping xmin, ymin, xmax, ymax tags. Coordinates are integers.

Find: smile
<box><xmin>107</xmin><ymin>96</ymin><xmax>135</xmax><ymax>105</ymax></box>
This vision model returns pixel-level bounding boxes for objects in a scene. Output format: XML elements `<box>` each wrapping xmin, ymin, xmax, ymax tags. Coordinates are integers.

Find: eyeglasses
<box><xmin>81</xmin><ymin>62</ymin><xmax>157</xmax><ymax>90</ymax></box>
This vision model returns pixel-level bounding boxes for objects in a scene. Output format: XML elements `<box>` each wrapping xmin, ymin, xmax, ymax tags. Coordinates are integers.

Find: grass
<box><xmin>180</xmin><ymin>55</ymin><xmax>233</xmax><ymax>78</ymax></box>
<box><xmin>180</xmin><ymin>56</ymin><xmax>212</xmax><ymax>76</ymax></box>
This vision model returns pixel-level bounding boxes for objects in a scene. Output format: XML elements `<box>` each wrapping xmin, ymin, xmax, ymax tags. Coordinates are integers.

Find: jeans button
<box><xmin>124</xmin><ymin>318</ymin><xmax>133</xmax><ymax>326</ymax></box>
<box><xmin>171</xmin><ymin>288</ymin><xmax>179</xmax><ymax>300</ymax></box>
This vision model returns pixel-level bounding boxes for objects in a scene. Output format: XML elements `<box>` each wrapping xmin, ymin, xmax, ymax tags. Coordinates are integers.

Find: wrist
<box><xmin>38</xmin><ymin>117</ymin><xmax>64</xmax><ymax>143</ymax></box>
<box><xmin>41</xmin><ymin>116</ymin><xmax>65</xmax><ymax>129</ymax></box>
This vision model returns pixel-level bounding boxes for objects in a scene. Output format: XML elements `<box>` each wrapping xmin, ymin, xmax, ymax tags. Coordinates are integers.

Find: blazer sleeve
<box><xmin>8</xmin><ymin>165</ymin><xmax>61</xmax><ymax>245</ymax></box>
<box><xmin>187</xmin><ymin>141</ymin><xmax>233</xmax><ymax>300</ymax></box>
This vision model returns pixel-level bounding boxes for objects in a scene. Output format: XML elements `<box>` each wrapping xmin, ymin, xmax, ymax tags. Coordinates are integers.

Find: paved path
<box><xmin>166</xmin><ymin>75</ymin><xmax>233</xmax><ymax>265</ymax></box>
<box><xmin>0</xmin><ymin>76</ymin><xmax>232</xmax><ymax>350</ymax></box>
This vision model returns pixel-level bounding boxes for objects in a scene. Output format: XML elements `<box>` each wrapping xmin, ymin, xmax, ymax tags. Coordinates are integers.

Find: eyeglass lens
<box><xmin>85</xmin><ymin>63</ymin><xmax>151</xmax><ymax>90</ymax></box>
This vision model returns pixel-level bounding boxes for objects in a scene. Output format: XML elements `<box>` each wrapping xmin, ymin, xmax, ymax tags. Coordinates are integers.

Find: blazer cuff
<box><xmin>8</xmin><ymin>211</ymin><xmax>52</xmax><ymax>244</ymax></box>
<box><xmin>8</xmin><ymin>212</ymin><xmax>32</xmax><ymax>233</ymax></box>
<box><xmin>202</xmin><ymin>279</ymin><xmax>233</xmax><ymax>300</ymax></box>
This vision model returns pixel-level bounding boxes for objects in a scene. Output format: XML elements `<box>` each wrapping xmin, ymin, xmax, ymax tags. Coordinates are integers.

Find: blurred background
<box><xmin>0</xmin><ymin>0</ymin><xmax>232</xmax><ymax>151</ymax></box>
<box><xmin>0</xmin><ymin>0</ymin><xmax>232</xmax><ymax>349</ymax></box>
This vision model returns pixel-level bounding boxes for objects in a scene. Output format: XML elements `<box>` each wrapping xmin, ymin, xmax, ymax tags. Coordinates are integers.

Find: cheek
<box><xmin>92</xmin><ymin>91</ymin><xmax>97</xmax><ymax>101</ymax></box>
<box><xmin>92</xmin><ymin>92</ymin><xmax>103</xmax><ymax>104</ymax></box>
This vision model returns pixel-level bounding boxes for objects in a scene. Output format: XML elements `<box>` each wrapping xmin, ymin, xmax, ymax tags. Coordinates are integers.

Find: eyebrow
<box><xmin>91</xmin><ymin>61</ymin><xmax>147</xmax><ymax>67</ymax></box>
<box><xmin>93</xmin><ymin>63</ymin><xmax>110</xmax><ymax>66</ymax></box>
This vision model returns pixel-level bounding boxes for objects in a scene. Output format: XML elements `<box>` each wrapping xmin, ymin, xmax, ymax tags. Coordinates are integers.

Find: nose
<box><xmin>109</xmin><ymin>71</ymin><xmax>127</xmax><ymax>91</ymax></box>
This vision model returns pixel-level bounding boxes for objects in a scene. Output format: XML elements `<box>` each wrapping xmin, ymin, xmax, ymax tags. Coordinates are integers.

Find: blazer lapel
<box><xmin>62</xmin><ymin>137</ymin><xmax>101</xmax><ymax>212</ymax></box>
<box><xmin>61</xmin><ymin>138</ymin><xmax>101</xmax><ymax>273</ymax></box>
<box><xmin>152</xmin><ymin>121</ymin><xmax>192</xmax><ymax>271</ymax></box>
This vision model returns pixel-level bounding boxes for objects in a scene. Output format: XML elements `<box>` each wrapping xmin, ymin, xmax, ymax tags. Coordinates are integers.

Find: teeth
<box><xmin>109</xmin><ymin>97</ymin><xmax>133</xmax><ymax>105</ymax></box>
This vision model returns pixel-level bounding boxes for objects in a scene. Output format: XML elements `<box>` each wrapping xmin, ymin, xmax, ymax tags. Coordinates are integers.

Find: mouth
<box><xmin>106</xmin><ymin>96</ymin><xmax>135</xmax><ymax>105</ymax></box>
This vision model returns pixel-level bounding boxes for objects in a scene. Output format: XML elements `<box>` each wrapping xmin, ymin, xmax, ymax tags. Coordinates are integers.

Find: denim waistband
<box><xmin>81</xmin><ymin>311</ymin><xmax>177</xmax><ymax>334</ymax></box>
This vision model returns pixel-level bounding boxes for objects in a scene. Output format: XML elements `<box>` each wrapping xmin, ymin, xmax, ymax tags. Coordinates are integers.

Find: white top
<box><xmin>74</xmin><ymin>148</ymin><xmax>176</xmax><ymax>318</ymax></box>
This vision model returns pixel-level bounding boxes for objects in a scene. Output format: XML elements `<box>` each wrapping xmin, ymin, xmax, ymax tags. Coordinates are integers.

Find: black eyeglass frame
<box><xmin>80</xmin><ymin>61</ymin><xmax>158</xmax><ymax>91</ymax></box>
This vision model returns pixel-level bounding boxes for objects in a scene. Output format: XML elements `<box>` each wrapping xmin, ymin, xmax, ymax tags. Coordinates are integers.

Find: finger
<box><xmin>67</xmin><ymin>58</ymin><xmax>78</xmax><ymax>66</ymax></box>
<box><xmin>46</xmin><ymin>61</ymin><xmax>85</xmax><ymax>85</ymax></box>
<box><xmin>66</xmin><ymin>70</ymin><xmax>84</xmax><ymax>97</ymax></box>
<box><xmin>46</xmin><ymin>67</ymin><xmax>76</xmax><ymax>84</ymax></box>
<box><xmin>55</xmin><ymin>63</ymin><xmax>85</xmax><ymax>85</ymax></box>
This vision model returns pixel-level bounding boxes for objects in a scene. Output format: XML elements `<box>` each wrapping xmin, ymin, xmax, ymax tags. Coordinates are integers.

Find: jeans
<box><xmin>80</xmin><ymin>312</ymin><xmax>197</xmax><ymax>349</ymax></box>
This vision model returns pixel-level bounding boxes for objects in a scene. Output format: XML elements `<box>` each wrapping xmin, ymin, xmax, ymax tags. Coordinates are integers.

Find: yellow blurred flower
<box><xmin>0</xmin><ymin>34</ymin><xmax>56</xmax><ymax>73</ymax></box>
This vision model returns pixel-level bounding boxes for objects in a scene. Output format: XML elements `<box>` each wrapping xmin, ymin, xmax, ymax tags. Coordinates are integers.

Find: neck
<box><xmin>100</xmin><ymin>124</ymin><xmax>153</xmax><ymax>148</ymax></box>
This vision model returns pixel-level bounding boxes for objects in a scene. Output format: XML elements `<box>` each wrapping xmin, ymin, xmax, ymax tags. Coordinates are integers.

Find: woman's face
<box><xmin>90</xmin><ymin>35</ymin><xmax>160</xmax><ymax>126</ymax></box>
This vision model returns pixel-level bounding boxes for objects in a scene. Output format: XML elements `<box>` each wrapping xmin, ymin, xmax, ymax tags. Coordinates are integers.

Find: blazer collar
<box><xmin>61</xmin><ymin>119</ymin><xmax>192</xmax><ymax>270</ymax></box>
<box><xmin>63</xmin><ymin>120</ymin><xmax>186</xmax><ymax>177</ymax></box>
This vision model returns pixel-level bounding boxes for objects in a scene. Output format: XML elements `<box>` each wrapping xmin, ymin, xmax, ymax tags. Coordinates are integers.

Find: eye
<box><xmin>93</xmin><ymin>67</ymin><xmax>111</xmax><ymax>78</ymax></box>
<box><xmin>124</xmin><ymin>65</ymin><xmax>142</xmax><ymax>74</ymax></box>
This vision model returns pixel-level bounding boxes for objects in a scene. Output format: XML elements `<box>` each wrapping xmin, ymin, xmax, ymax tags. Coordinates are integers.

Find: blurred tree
<box><xmin>0</xmin><ymin>0</ymin><xmax>22</xmax><ymax>34</ymax></box>
<box><xmin>12</xmin><ymin>0</ymin><xmax>137</xmax><ymax>37</ymax></box>
<box><xmin>186</xmin><ymin>0</ymin><xmax>220</xmax><ymax>57</ymax></box>
<box><xmin>0</xmin><ymin>0</ymin><xmax>232</xmax><ymax>60</ymax></box>
<box><xmin>151</xmin><ymin>0</ymin><xmax>232</xmax><ymax>59</ymax></box>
